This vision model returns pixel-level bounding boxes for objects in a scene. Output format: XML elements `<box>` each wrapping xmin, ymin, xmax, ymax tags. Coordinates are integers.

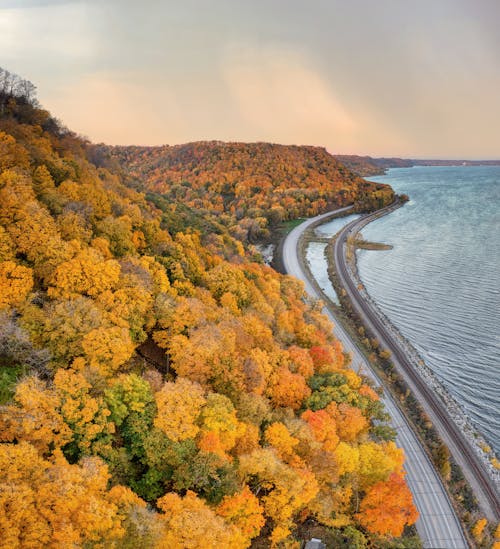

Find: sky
<box><xmin>1</xmin><ymin>0</ymin><xmax>499</xmax><ymax>158</ymax></box>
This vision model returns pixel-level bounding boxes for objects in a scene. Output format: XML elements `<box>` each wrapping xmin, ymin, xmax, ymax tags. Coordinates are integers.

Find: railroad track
<box><xmin>334</xmin><ymin>205</ymin><xmax>500</xmax><ymax>521</ymax></box>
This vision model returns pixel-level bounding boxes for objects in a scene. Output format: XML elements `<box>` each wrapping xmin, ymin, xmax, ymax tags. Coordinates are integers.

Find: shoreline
<box><xmin>344</xmin><ymin>208</ymin><xmax>500</xmax><ymax>487</ymax></box>
<box><xmin>328</xmin><ymin>203</ymin><xmax>500</xmax><ymax>523</ymax></box>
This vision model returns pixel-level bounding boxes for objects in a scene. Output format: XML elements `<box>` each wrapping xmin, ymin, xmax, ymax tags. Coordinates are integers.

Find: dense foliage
<box><xmin>0</xmin><ymin>70</ymin><xmax>417</xmax><ymax>547</ymax></box>
<box><xmin>333</xmin><ymin>155</ymin><xmax>387</xmax><ymax>177</ymax></box>
<box><xmin>97</xmin><ymin>141</ymin><xmax>395</xmax><ymax>244</ymax></box>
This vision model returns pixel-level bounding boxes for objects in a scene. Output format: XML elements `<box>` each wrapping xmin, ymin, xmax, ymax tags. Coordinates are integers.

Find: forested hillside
<box><xmin>0</xmin><ymin>69</ymin><xmax>417</xmax><ymax>548</ymax></box>
<box><xmin>96</xmin><ymin>142</ymin><xmax>394</xmax><ymax>244</ymax></box>
<box><xmin>333</xmin><ymin>155</ymin><xmax>388</xmax><ymax>177</ymax></box>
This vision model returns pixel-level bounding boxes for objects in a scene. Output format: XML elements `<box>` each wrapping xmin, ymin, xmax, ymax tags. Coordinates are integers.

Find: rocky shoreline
<box><xmin>343</xmin><ymin>216</ymin><xmax>500</xmax><ymax>491</ymax></box>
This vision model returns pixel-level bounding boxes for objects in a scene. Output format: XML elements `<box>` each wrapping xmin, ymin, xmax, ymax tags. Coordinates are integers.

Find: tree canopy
<box><xmin>0</xmin><ymin>67</ymin><xmax>416</xmax><ymax>547</ymax></box>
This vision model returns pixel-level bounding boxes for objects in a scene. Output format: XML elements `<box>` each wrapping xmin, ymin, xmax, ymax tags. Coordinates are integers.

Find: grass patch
<box><xmin>0</xmin><ymin>361</ymin><xmax>24</xmax><ymax>404</ymax></box>
<box><xmin>276</xmin><ymin>217</ymin><xmax>305</xmax><ymax>235</ymax></box>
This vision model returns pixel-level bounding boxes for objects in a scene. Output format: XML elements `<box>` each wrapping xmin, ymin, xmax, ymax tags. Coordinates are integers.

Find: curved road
<box><xmin>335</xmin><ymin>209</ymin><xmax>500</xmax><ymax>521</ymax></box>
<box><xmin>283</xmin><ymin>207</ymin><xmax>469</xmax><ymax>549</ymax></box>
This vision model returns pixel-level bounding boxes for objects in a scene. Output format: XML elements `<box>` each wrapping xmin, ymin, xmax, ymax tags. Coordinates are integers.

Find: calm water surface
<box><xmin>306</xmin><ymin>214</ymin><xmax>362</xmax><ymax>304</ymax></box>
<box><xmin>315</xmin><ymin>214</ymin><xmax>361</xmax><ymax>238</ymax></box>
<box><xmin>306</xmin><ymin>242</ymin><xmax>338</xmax><ymax>303</ymax></box>
<box><xmin>356</xmin><ymin>166</ymin><xmax>500</xmax><ymax>453</ymax></box>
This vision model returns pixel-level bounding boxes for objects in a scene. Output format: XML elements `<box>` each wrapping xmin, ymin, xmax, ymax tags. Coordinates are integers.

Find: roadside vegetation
<box><xmin>347</xmin><ymin>233</ymin><xmax>393</xmax><ymax>251</ymax></box>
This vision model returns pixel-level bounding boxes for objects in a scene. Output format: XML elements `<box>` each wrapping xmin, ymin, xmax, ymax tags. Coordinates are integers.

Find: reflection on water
<box><xmin>307</xmin><ymin>213</ymin><xmax>362</xmax><ymax>306</ymax></box>
<box><xmin>315</xmin><ymin>214</ymin><xmax>360</xmax><ymax>237</ymax></box>
<box><xmin>306</xmin><ymin>242</ymin><xmax>338</xmax><ymax>304</ymax></box>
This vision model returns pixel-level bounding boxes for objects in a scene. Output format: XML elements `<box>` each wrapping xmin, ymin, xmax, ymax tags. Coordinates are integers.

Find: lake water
<box><xmin>356</xmin><ymin>166</ymin><xmax>500</xmax><ymax>454</ymax></box>
<box><xmin>314</xmin><ymin>214</ymin><xmax>361</xmax><ymax>238</ymax></box>
<box><xmin>306</xmin><ymin>242</ymin><xmax>338</xmax><ymax>303</ymax></box>
<box><xmin>306</xmin><ymin>214</ymin><xmax>361</xmax><ymax>304</ymax></box>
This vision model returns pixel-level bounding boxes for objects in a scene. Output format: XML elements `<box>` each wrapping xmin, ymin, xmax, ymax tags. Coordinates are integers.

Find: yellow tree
<box><xmin>81</xmin><ymin>325</ymin><xmax>135</xmax><ymax>377</ymax></box>
<box><xmin>216</xmin><ymin>486</ymin><xmax>265</xmax><ymax>544</ymax></box>
<box><xmin>0</xmin><ymin>261</ymin><xmax>33</xmax><ymax>309</ymax></box>
<box><xmin>357</xmin><ymin>441</ymin><xmax>404</xmax><ymax>491</ymax></box>
<box><xmin>32</xmin><ymin>165</ymin><xmax>56</xmax><ymax>198</ymax></box>
<box><xmin>471</xmin><ymin>518</ymin><xmax>487</xmax><ymax>543</ymax></box>
<box><xmin>168</xmin><ymin>324</ymin><xmax>247</xmax><ymax>397</ymax></box>
<box><xmin>0</xmin><ymin>376</ymin><xmax>71</xmax><ymax>454</ymax></box>
<box><xmin>154</xmin><ymin>377</ymin><xmax>206</xmax><ymax>441</ymax></box>
<box><xmin>198</xmin><ymin>393</ymin><xmax>245</xmax><ymax>459</ymax></box>
<box><xmin>239</xmin><ymin>448</ymin><xmax>318</xmax><ymax>545</ymax></box>
<box><xmin>0</xmin><ymin>170</ymin><xmax>71</xmax><ymax>281</ymax></box>
<box><xmin>98</xmin><ymin>286</ymin><xmax>154</xmax><ymax>341</ymax></box>
<box><xmin>206</xmin><ymin>262</ymin><xmax>252</xmax><ymax>309</ymax></box>
<box><xmin>334</xmin><ymin>441</ymin><xmax>359</xmax><ymax>477</ymax></box>
<box><xmin>21</xmin><ymin>296</ymin><xmax>103</xmax><ymax>366</ymax></box>
<box><xmin>48</xmin><ymin>247</ymin><xmax>120</xmax><ymax>299</ymax></box>
<box><xmin>0</xmin><ymin>225</ymin><xmax>15</xmax><ymax>261</ymax></box>
<box><xmin>264</xmin><ymin>422</ymin><xmax>303</xmax><ymax>467</ymax></box>
<box><xmin>53</xmin><ymin>368</ymin><xmax>114</xmax><ymax>458</ymax></box>
<box><xmin>156</xmin><ymin>490</ymin><xmax>246</xmax><ymax>548</ymax></box>
<box><xmin>0</xmin><ymin>131</ymin><xmax>30</xmax><ymax>171</ymax></box>
<box><xmin>56</xmin><ymin>211</ymin><xmax>92</xmax><ymax>243</ymax></box>
<box><xmin>105</xmin><ymin>373</ymin><xmax>155</xmax><ymax>427</ymax></box>
<box><xmin>0</xmin><ymin>370</ymin><xmax>113</xmax><ymax>460</ymax></box>
<box><xmin>0</xmin><ymin>442</ymin><xmax>141</xmax><ymax>548</ymax></box>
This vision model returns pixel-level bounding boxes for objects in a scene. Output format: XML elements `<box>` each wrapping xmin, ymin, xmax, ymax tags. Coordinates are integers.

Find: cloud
<box><xmin>222</xmin><ymin>47</ymin><xmax>357</xmax><ymax>147</ymax></box>
<box><xmin>44</xmin><ymin>71</ymin><xmax>188</xmax><ymax>144</ymax></box>
<box><xmin>1</xmin><ymin>1</ymin><xmax>499</xmax><ymax>156</ymax></box>
<box><xmin>219</xmin><ymin>46</ymin><xmax>412</xmax><ymax>155</ymax></box>
<box><xmin>41</xmin><ymin>45</ymin><xmax>411</xmax><ymax>155</ymax></box>
<box><xmin>0</xmin><ymin>2</ymin><xmax>96</xmax><ymax>73</ymax></box>
<box><xmin>0</xmin><ymin>0</ymin><xmax>74</xmax><ymax>7</ymax></box>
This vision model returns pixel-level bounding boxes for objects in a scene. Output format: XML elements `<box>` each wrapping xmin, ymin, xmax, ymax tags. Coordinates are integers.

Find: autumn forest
<box><xmin>0</xmin><ymin>69</ymin><xmax>417</xmax><ymax>548</ymax></box>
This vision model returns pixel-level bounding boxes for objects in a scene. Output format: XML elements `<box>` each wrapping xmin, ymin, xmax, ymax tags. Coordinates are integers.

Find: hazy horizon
<box><xmin>1</xmin><ymin>0</ymin><xmax>499</xmax><ymax>158</ymax></box>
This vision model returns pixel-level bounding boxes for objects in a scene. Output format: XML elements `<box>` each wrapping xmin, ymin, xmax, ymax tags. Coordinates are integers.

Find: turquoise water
<box><xmin>358</xmin><ymin>166</ymin><xmax>500</xmax><ymax>454</ymax></box>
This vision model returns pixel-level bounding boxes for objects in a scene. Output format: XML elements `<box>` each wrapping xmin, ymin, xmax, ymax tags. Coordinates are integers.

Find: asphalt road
<box><xmin>282</xmin><ymin>207</ymin><xmax>469</xmax><ymax>549</ymax></box>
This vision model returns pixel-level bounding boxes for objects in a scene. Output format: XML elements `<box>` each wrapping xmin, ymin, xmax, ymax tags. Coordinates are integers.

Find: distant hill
<box><xmin>333</xmin><ymin>155</ymin><xmax>388</xmax><ymax>177</ymax></box>
<box><xmin>96</xmin><ymin>142</ymin><xmax>395</xmax><ymax>243</ymax></box>
<box><xmin>334</xmin><ymin>155</ymin><xmax>500</xmax><ymax>177</ymax></box>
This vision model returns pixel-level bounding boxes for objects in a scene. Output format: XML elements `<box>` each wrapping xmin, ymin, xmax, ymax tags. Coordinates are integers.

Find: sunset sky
<box><xmin>1</xmin><ymin>0</ymin><xmax>499</xmax><ymax>158</ymax></box>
